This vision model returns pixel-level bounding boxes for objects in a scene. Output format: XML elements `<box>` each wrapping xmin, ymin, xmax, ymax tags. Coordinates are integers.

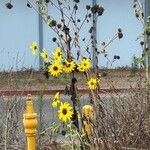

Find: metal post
<box><xmin>145</xmin><ymin>0</ymin><xmax>150</xmax><ymax>118</ymax></box>
<box><xmin>145</xmin><ymin>0</ymin><xmax>150</xmax><ymax>82</ymax></box>
<box><xmin>92</xmin><ymin>0</ymin><xmax>98</xmax><ymax>70</ymax></box>
<box><xmin>38</xmin><ymin>0</ymin><xmax>44</xmax><ymax>69</ymax></box>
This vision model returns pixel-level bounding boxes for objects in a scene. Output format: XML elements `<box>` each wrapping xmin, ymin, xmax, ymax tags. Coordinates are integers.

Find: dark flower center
<box><xmin>57</xmin><ymin>52</ymin><xmax>61</xmax><ymax>56</ymax></box>
<box><xmin>91</xmin><ymin>82</ymin><xmax>94</xmax><ymax>85</ymax></box>
<box><xmin>62</xmin><ymin>108</ymin><xmax>67</xmax><ymax>115</ymax></box>
<box><xmin>80</xmin><ymin>66</ymin><xmax>83</xmax><ymax>69</ymax></box>
<box><xmin>84</xmin><ymin>63</ymin><xmax>87</xmax><ymax>66</ymax></box>
<box><xmin>53</xmin><ymin>66</ymin><xmax>58</xmax><ymax>71</ymax></box>
<box><xmin>66</xmin><ymin>64</ymin><xmax>71</xmax><ymax>68</ymax></box>
<box><xmin>34</xmin><ymin>46</ymin><xmax>37</xmax><ymax>50</ymax></box>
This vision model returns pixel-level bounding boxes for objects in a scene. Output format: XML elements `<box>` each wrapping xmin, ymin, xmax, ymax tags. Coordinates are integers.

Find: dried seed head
<box><xmin>114</xmin><ymin>55</ymin><xmax>117</xmax><ymax>59</ymax></box>
<box><xmin>102</xmin><ymin>42</ymin><xmax>105</xmax><ymax>46</ymax></box>
<box><xmin>140</xmin><ymin>41</ymin><xmax>144</xmax><ymax>46</ymax></box>
<box><xmin>74</xmin><ymin>0</ymin><xmax>80</xmax><ymax>3</ymax></box>
<box><xmin>52</xmin><ymin>37</ymin><xmax>57</xmax><ymax>42</ymax></box>
<box><xmin>135</xmin><ymin>11</ymin><xmax>139</xmax><ymax>18</ymax></box>
<box><xmin>61</xmin><ymin>19</ymin><xmax>65</xmax><ymax>23</ymax></box>
<box><xmin>118</xmin><ymin>32</ymin><xmax>123</xmax><ymax>39</ymax></box>
<box><xmin>104</xmin><ymin>54</ymin><xmax>107</xmax><ymax>57</ymax></box>
<box><xmin>77</xmin><ymin>19</ymin><xmax>81</xmax><ymax>22</ymax></box>
<box><xmin>50</xmin><ymin>20</ymin><xmax>57</xmax><ymax>27</ymax></box>
<box><xmin>61</xmin><ymin>130</ymin><xmax>66</xmax><ymax>136</ymax></box>
<box><xmin>27</xmin><ymin>2</ymin><xmax>32</xmax><ymax>8</ymax></box>
<box><xmin>114</xmin><ymin>55</ymin><xmax>120</xmax><ymax>59</ymax></box>
<box><xmin>118</xmin><ymin>28</ymin><xmax>122</xmax><ymax>32</ymax></box>
<box><xmin>117</xmin><ymin>56</ymin><xmax>120</xmax><ymax>59</ymax></box>
<box><xmin>91</xmin><ymin>35</ymin><xmax>94</xmax><ymax>39</ymax></box>
<box><xmin>89</xmin><ymin>27</ymin><xmax>93</xmax><ymax>33</ymax></box>
<box><xmin>45</xmin><ymin>0</ymin><xmax>50</xmax><ymax>3</ymax></box>
<box><xmin>133</xmin><ymin>4</ymin><xmax>136</xmax><ymax>8</ymax></box>
<box><xmin>97</xmin><ymin>6</ymin><xmax>104</xmax><ymax>16</ymax></box>
<box><xmin>5</xmin><ymin>2</ymin><xmax>13</xmax><ymax>9</ymax></box>
<box><xmin>74</xmin><ymin>4</ymin><xmax>78</xmax><ymax>10</ymax></box>
<box><xmin>141</xmin><ymin>12</ymin><xmax>144</xmax><ymax>18</ymax></box>
<box><xmin>63</xmin><ymin>25</ymin><xmax>70</xmax><ymax>34</ymax></box>
<box><xmin>86</xmin><ymin>5</ymin><xmax>91</xmax><ymax>10</ymax></box>
<box><xmin>57</xmin><ymin>23</ymin><xmax>62</xmax><ymax>29</ymax></box>
<box><xmin>91</xmin><ymin>4</ymin><xmax>99</xmax><ymax>13</ymax></box>
<box><xmin>60</xmin><ymin>34</ymin><xmax>63</xmax><ymax>38</ymax></box>
<box><xmin>88</xmin><ymin>13</ymin><xmax>92</xmax><ymax>18</ymax></box>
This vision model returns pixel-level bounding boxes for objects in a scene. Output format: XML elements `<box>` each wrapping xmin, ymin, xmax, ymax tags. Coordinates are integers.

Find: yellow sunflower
<box><xmin>77</xmin><ymin>58</ymin><xmax>91</xmax><ymax>72</ymax></box>
<box><xmin>58</xmin><ymin>102</ymin><xmax>73</xmax><ymax>122</ymax></box>
<box><xmin>40</xmin><ymin>49</ymin><xmax>48</xmax><ymax>59</ymax></box>
<box><xmin>53</xmin><ymin>47</ymin><xmax>62</xmax><ymax>62</ymax></box>
<box><xmin>83</xmin><ymin>121</ymin><xmax>93</xmax><ymax>136</ymax></box>
<box><xmin>48</xmin><ymin>62</ymin><xmax>62</xmax><ymax>76</ymax></box>
<box><xmin>30</xmin><ymin>41</ymin><xmax>38</xmax><ymax>55</ymax></box>
<box><xmin>40</xmin><ymin>49</ymin><xmax>50</xmax><ymax>62</ymax></box>
<box><xmin>63</xmin><ymin>59</ymin><xmax>76</xmax><ymax>73</ymax></box>
<box><xmin>82</xmin><ymin>105</ymin><xmax>93</xmax><ymax>120</ymax></box>
<box><xmin>87</xmin><ymin>78</ymin><xmax>99</xmax><ymax>90</ymax></box>
<box><xmin>52</xmin><ymin>92</ymin><xmax>60</xmax><ymax>108</ymax></box>
<box><xmin>77</xmin><ymin>64</ymin><xmax>85</xmax><ymax>72</ymax></box>
<box><xmin>80</xmin><ymin>58</ymin><xmax>91</xmax><ymax>70</ymax></box>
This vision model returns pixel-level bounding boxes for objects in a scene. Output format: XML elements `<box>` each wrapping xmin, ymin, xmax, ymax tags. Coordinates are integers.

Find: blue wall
<box><xmin>0</xmin><ymin>0</ymin><xmax>143</xmax><ymax>71</ymax></box>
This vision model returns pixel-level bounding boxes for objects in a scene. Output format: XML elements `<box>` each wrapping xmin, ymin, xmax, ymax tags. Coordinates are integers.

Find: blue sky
<box><xmin>0</xmin><ymin>0</ymin><xmax>143</xmax><ymax>71</ymax></box>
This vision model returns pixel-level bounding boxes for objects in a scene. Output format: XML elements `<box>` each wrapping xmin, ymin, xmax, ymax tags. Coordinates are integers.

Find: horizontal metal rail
<box><xmin>0</xmin><ymin>88</ymin><xmax>136</xmax><ymax>96</ymax></box>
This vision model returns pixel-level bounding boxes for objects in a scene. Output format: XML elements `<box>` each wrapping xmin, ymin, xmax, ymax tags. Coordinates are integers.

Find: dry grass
<box><xmin>0</xmin><ymin>69</ymin><xmax>149</xmax><ymax>150</ymax></box>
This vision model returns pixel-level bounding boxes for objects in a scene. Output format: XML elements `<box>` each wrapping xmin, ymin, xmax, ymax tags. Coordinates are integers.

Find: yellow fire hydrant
<box><xmin>23</xmin><ymin>94</ymin><xmax>37</xmax><ymax>150</ymax></box>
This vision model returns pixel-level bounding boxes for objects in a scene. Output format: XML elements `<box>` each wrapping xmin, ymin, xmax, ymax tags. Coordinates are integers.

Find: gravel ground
<box><xmin>0</xmin><ymin>69</ymin><xmax>146</xmax><ymax>91</ymax></box>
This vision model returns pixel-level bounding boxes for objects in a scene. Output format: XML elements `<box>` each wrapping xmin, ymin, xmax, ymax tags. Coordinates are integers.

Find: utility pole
<box><xmin>92</xmin><ymin>0</ymin><xmax>98</xmax><ymax>70</ymax></box>
<box><xmin>144</xmin><ymin>0</ymin><xmax>150</xmax><ymax>128</ymax></box>
<box><xmin>38</xmin><ymin>0</ymin><xmax>44</xmax><ymax>69</ymax></box>
<box><xmin>145</xmin><ymin>0</ymin><xmax>150</xmax><ymax>82</ymax></box>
